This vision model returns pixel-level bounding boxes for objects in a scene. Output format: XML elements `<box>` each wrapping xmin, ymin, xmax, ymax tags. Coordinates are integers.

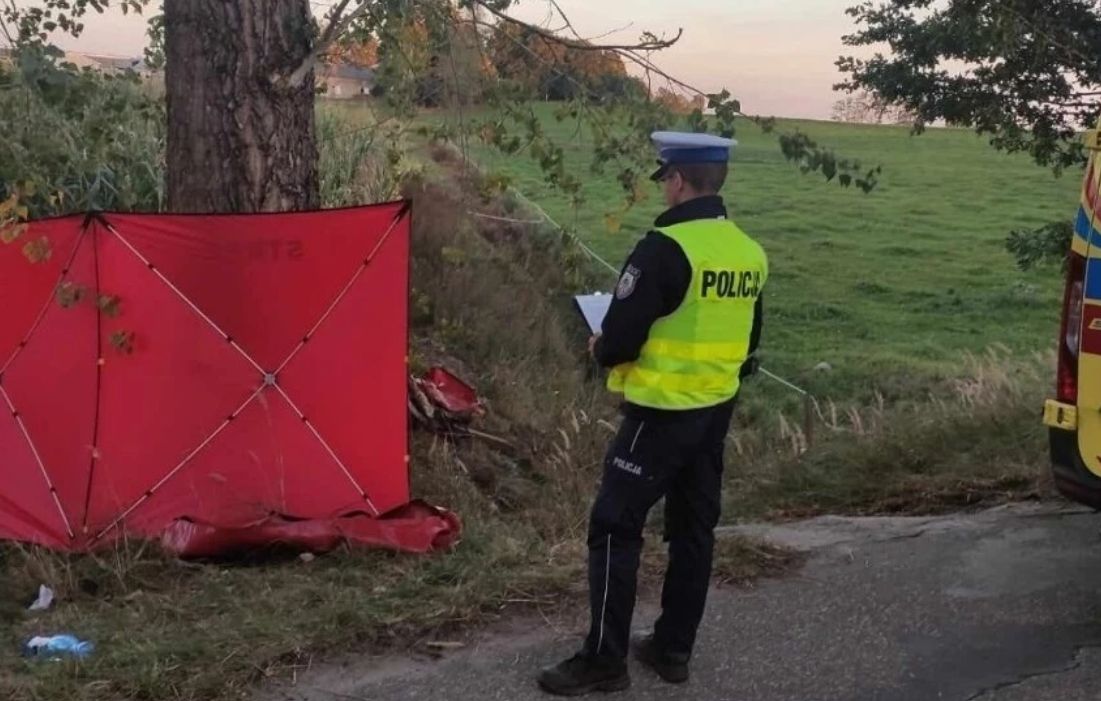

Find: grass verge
<box><xmin>729</xmin><ymin>347</ymin><xmax>1054</xmax><ymax>520</ymax></box>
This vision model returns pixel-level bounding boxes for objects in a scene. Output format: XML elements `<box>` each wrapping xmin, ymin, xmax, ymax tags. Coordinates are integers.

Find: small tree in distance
<box><xmin>837</xmin><ymin>0</ymin><xmax>1101</xmax><ymax>268</ymax></box>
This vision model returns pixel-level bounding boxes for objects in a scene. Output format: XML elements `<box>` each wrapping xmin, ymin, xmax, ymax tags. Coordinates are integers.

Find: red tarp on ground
<box><xmin>0</xmin><ymin>203</ymin><xmax>460</xmax><ymax>556</ymax></box>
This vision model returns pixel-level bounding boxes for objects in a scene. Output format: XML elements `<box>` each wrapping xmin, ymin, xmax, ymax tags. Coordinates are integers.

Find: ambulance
<box><xmin>1044</xmin><ymin>122</ymin><xmax>1101</xmax><ymax>509</ymax></box>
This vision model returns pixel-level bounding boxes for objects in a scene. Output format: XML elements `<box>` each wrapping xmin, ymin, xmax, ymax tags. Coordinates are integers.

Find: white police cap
<box><xmin>650</xmin><ymin>131</ymin><xmax>737</xmax><ymax>181</ymax></box>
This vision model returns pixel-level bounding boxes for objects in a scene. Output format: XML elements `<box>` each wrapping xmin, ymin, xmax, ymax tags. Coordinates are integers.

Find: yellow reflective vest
<box><xmin>607</xmin><ymin>218</ymin><xmax>768</xmax><ymax>410</ymax></box>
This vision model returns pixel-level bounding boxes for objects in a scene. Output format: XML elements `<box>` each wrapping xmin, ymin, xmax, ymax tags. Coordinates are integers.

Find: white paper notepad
<box><xmin>574</xmin><ymin>293</ymin><xmax>612</xmax><ymax>334</ymax></box>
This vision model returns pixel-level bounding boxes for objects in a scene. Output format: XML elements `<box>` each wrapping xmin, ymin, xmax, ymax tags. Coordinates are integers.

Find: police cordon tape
<box><xmin>469</xmin><ymin>197</ymin><xmax>819</xmax><ymax>446</ymax></box>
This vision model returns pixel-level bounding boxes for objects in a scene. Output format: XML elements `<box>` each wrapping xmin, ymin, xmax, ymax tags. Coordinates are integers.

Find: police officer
<box><xmin>538</xmin><ymin>132</ymin><xmax>767</xmax><ymax>695</ymax></box>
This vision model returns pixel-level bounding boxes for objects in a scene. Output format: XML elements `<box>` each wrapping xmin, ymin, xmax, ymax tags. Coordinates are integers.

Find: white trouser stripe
<box><xmin>630</xmin><ymin>421</ymin><xmax>645</xmax><ymax>453</ymax></box>
<box><xmin>596</xmin><ymin>534</ymin><xmax>612</xmax><ymax>654</ymax></box>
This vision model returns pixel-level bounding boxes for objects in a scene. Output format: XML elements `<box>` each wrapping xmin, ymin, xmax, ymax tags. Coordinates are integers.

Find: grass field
<box><xmin>428</xmin><ymin>104</ymin><xmax>1082</xmax><ymax>405</ymax></box>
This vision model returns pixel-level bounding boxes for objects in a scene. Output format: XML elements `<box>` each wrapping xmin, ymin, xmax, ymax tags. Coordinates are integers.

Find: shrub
<box><xmin>0</xmin><ymin>47</ymin><xmax>165</xmax><ymax>216</ymax></box>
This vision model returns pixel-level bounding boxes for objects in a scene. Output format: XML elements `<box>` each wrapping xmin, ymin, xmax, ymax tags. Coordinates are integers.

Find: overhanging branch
<box><xmin>284</xmin><ymin>0</ymin><xmax>680</xmax><ymax>89</ymax></box>
<box><xmin>284</xmin><ymin>0</ymin><xmax>372</xmax><ymax>89</ymax></box>
<box><xmin>1000</xmin><ymin>3</ymin><xmax>1098</xmax><ymax>74</ymax></box>
<box><xmin>472</xmin><ymin>0</ymin><xmax>682</xmax><ymax>52</ymax></box>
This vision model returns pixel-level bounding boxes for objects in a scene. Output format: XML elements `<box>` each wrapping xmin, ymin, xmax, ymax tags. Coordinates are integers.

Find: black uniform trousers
<box><xmin>582</xmin><ymin>399</ymin><xmax>735</xmax><ymax>661</ymax></box>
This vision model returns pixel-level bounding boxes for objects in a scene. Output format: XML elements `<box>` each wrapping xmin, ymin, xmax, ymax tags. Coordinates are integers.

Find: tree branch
<box><xmin>1042</xmin><ymin>100</ymin><xmax>1101</xmax><ymax>109</ymax></box>
<box><xmin>468</xmin><ymin>8</ymin><xmax>616</xmax><ymax>143</ymax></box>
<box><xmin>1000</xmin><ymin>3</ymin><xmax>1099</xmax><ymax>75</ymax></box>
<box><xmin>476</xmin><ymin>0</ymin><xmax>760</xmax><ymax>130</ymax></box>
<box><xmin>319</xmin><ymin>0</ymin><xmax>357</xmax><ymax>47</ymax></box>
<box><xmin>0</xmin><ymin>0</ymin><xmax>18</xmax><ymax>48</ymax></box>
<box><xmin>0</xmin><ymin>14</ymin><xmax>14</xmax><ymax>48</ymax></box>
<box><xmin>283</xmin><ymin>0</ymin><xmax>372</xmax><ymax>89</ymax></box>
<box><xmin>546</xmin><ymin>0</ymin><xmax>634</xmax><ymax>44</ymax></box>
<box><xmin>472</xmin><ymin>0</ymin><xmax>681</xmax><ymax>52</ymax></box>
<box><xmin>548</xmin><ymin>0</ymin><xmax>582</xmax><ymax>40</ymax></box>
<box><xmin>485</xmin><ymin>0</ymin><xmax>725</xmax><ymax>120</ymax></box>
<box><xmin>471</xmin><ymin>10</ymin><xmax>592</xmax><ymax>98</ymax></box>
<box><xmin>617</xmin><ymin>46</ymin><xmax>762</xmax><ymax>122</ymax></box>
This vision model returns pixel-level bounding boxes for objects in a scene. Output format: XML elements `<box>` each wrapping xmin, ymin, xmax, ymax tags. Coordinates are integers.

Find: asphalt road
<box><xmin>260</xmin><ymin>503</ymin><xmax>1101</xmax><ymax>701</ymax></box>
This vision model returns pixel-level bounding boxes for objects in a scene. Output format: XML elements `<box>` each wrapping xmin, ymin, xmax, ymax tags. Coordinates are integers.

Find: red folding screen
<box><xmin>0</xmin><ymin>203</ymin><xmax>458</xmax><ymax>555</ymax></box>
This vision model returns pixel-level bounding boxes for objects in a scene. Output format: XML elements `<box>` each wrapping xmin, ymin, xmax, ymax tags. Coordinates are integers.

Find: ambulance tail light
<box><xmin>1058</xmin><ymin>252</ymin><xmax>1086</xmax><ymax>404</ymax></box>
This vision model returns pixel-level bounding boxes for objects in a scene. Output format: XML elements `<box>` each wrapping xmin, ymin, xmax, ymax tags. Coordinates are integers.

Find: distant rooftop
<box><xmin>88</xmin><ymin>54</ymin><xmax>149</xmax><ymax>72</ymax></box>
<box><xmin>0</xmin><ymin>48</ymin><xmax>150</xmax><ymax>73</ymax></box>
<box><xmin>324</xmin><ymin>63</ymin><xmax>376</xmax><ymax>82</ymax></box>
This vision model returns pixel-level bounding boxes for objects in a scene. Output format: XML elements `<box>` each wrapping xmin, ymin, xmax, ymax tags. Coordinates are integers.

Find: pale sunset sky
<box><xmin>52</xmin><ymin>0</ymin><xmax>867</xmax><ymax>120</ymax></box>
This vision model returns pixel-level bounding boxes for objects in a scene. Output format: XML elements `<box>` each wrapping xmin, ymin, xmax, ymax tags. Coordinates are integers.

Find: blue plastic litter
<box><xmin>22</xmin><ymin>634</ymin><xmax>94</xmax><ymax>660</ymax></box>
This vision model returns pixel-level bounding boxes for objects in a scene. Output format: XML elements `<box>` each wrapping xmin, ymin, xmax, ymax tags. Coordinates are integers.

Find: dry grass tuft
<box><xmin>727</xmin><ymin>346</ymin><xmax>1055</xmax><ymax>520</ymax></box>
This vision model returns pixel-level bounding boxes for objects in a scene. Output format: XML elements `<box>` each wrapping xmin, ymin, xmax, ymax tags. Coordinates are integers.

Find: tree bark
<box><xmin>164</xmin><ymin>0</ymin><xmax>320</xmax><ymax>213</ymax></box>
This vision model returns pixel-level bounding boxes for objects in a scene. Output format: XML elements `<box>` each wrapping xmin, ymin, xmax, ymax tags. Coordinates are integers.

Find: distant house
<box><xmin>62</xmin><ymin>51</ymin><xmax>162</xmax><ymax>92</ymax></box>
<box><xmin>1</xmin><ymin>48</ymin><xmax>153</xmax><ymax>76</ymax></box>
<box><xmin>84</xmin><ymin>54</ymin><xmax>151</xmax><ymax>75</ymax></box>
<box><xmin>319</xmin><ymin>63</ymin><xmax>376</xmax><ymax>99</ymax></box>
<box><xmin>62</xmin><ymin>51</ymin><xmax>153</xmax><ymax>77</ymax></box>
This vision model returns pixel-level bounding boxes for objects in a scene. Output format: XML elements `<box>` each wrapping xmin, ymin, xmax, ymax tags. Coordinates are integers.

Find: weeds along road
<box><xmin>262</xmin><ymin>503</ymin><xmax>1101</xmax><ymax>701</ymax></box>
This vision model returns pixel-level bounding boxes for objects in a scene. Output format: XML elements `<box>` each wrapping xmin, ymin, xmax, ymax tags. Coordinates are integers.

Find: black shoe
<box><xmin>537</xmin><ymin>652</ymin><xmax>630</xmax><ymax>696</ymax></box>
<box><xmin>632</xmin><ymin>633</ymin><xmax>690</xmax><ymax>684</ymax></box>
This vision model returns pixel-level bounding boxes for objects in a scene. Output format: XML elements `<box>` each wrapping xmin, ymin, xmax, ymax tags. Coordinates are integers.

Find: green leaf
<box><xmin>1</xmin><ymin>223</ymin><xmax>28</xmax><ymax>244</ymax></box>
<box><xmin>56</xmin><ymin>281</ymin><xmax>86</xmax><ymax>308</ymax></box>
<box><xmin>22</xmin><ymin>236</ymin><xmax>52</xmax><ymax>263</ymax></box>
<box><xmin>0</xmin><ymin>195</ymin><xmax>16</xmax><ymax>219</ymax></box>
<box><xmin>1006</xmin><ymin>220</ymin><xmax>1074</xmax><ymax>271</ymax></box>
<box><xmin>110</xmin><ymin>330</ymin><xmax>135</xmax><ymax>354</ymax></box>
<box><xmin>97</xmin><ymin>294</ymin><xmax>122</xmax><ymax>318</ymax></box>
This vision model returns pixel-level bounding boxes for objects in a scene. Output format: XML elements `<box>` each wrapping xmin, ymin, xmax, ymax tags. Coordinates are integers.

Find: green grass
<box><xmin>422</xmin><ymin>103</ymin><xmax>1080</xmax><ymax>405</ymax></box>
<box><xmin>0</xmin><ymin>522</ymin><xmax>586</xmax><ymax>701</ymax></box>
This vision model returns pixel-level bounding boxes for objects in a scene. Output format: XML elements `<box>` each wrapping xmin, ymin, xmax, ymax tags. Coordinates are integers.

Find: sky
<box><xmin>46</xmin><ymin>0</ymin><xmax>869</xmax><ymax>120</ymax></box>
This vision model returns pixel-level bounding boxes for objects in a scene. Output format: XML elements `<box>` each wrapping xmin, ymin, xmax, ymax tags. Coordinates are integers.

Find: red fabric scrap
<box><xmin>418</xmin><ymin>367</ymin><xmax>485</xmax><ymax>418</ymax></box>
<box><xmin>159</xmin><ymin>501</ymin><xmax>462</xmax><ymax>558</ymax></box>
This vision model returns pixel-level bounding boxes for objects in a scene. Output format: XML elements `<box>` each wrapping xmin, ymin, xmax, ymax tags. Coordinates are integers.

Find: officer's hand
<box><xmin>588</xmin><ymin>333</ymin><xmax>601</xmax><ymax>358</ymax></box>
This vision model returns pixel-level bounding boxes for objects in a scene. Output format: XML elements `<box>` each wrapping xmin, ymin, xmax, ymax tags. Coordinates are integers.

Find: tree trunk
<box><xmin>164</xmin><ymin>0</ymin><xmax>320</xmax><ymax>213</ymax></box>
